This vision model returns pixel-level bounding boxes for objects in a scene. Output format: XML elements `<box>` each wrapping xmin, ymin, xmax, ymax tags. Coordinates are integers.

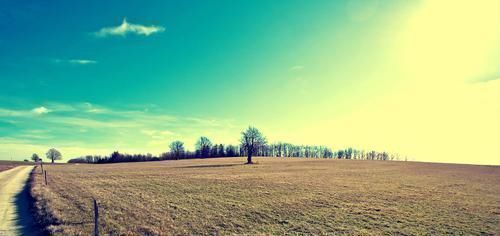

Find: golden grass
<box><xmin>31</xmin><ymin>157</ymin><xmax>500</xmax><ymax>235</ymax></box>
<box><xmin>0</xmin><ymin>160</ymin><xmax>34</xmax><ymax>172</ymax></box>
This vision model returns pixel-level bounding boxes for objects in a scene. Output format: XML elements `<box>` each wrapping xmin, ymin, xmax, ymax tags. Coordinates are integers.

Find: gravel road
<box><xmin>0</xmin><ymin>166</ymin><xmax>39</xmax><ymax>236</ymax></box>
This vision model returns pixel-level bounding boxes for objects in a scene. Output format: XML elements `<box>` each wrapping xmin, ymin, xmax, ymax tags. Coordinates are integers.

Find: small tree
<box><xmin>46</xmin><ymin>148</ymin><xmax>62</xmax><ymax>163</ymax></box>
<box><xmin>169</xmin><ymin>140</ymin><xmax>185</xmax><ymax>159</ymax></box>
<box><xmin>196</xmin><ymin>137</ymin><xmax>212</xmax><ymax>158</ymax></box>
<box><xmin>31</xmin><ymin>153</ymin><xmax>40</xmax><ymax>162</ymax></box>
<box><xmin>240</xmin><ymin>126</ymin><xmax>267</xmax><ymax>164</ymax></box>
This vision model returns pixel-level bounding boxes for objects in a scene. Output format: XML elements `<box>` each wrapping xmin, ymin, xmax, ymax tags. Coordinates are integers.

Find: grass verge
<box><xmin>29</xmin><ymin>166</ymin><xmax>59</xmax><ymax>234</ymax></box>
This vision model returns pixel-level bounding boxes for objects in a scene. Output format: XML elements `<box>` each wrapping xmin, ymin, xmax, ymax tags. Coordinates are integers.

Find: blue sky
<box><xmin>1</xmin><ymin>0</ymin><xmax>499</xmax><ymax>164</ymax></box>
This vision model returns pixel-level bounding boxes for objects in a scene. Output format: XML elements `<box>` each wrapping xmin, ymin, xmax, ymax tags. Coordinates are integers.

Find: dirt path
<box><xmin>0</xmin><ymin>166</ymin><xmax>39</xmax><ymax>236</ymax></box>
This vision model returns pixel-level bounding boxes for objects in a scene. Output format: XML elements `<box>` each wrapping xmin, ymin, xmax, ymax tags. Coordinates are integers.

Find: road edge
<box><xmin>29</xmin><ymin>166</ymin><xmax>59</xmax><ymax>235</ymax></box>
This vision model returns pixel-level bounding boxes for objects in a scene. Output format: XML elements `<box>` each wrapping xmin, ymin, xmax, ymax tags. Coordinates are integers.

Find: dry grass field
<box><xmin>31</xmin><ymin>157</ymin><xmax>500</xmax><ymax>235</ymax></box>
<box><xmin>0</xmin><ymin>160</ymin><xmax>34</xmax><ymax>172</ymax></box>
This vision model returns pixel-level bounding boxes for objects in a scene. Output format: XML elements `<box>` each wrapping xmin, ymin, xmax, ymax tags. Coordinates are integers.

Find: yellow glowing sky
<box><xmin>285</xmin><ymin>0</ymin><xmax>500</xmax><ymax>165</ymax></box>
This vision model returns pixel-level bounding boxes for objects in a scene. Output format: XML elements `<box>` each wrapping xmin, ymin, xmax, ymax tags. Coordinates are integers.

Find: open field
<box><xmin>32</xmin><ymin>157</ymin><xmax>500</xmax><ymax>235</ymax></box>
<box><xmin>0</xmin><ymin>160</ymin><xmax>35</xmax><ymax>172</ymax></box>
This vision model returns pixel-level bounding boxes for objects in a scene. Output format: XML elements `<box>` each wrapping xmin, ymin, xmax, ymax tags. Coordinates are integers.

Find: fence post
<box><xmin>44</xmin><ymin>170</ymin><xmax>47</xmax><ymax>185</ymax></box>
<box><xmin>93</xmin><ymin>198</ymin><xmax>99</xmax><ymax>236</ymax></box>
<box><xmin>40</xmin><ymin>161</ymin><xmax>44</xmax><ymax>173</ymax></box>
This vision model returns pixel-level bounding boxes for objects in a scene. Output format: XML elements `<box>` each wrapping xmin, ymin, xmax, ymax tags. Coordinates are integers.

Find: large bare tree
<box><xmin>240</xmin><ymin>126</ymin><xmax>266</xmax><ymax>164</ymax></box>
<box><xmin>169</xmin><ymin>140</ymin><xmax>185</xmax><ymax>159</ymax></box>
<box><xmin>196</xmin><ymin>136</ymin><xmax>212</xmax><ymax>158</ymax></box>
<box><xmin>46</xmin><ymin>148</ymin><xmax>62</xmax><ymax>163</ymax></box>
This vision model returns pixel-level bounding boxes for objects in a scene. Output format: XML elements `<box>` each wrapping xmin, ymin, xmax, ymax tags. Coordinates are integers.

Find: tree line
<box><xmin>66</xmin><ymin>126</ymin><xmax>401</xmax><ymax>164</ymax></box>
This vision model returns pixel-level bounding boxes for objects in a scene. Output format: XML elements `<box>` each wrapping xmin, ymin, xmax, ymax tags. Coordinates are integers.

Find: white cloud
<box><xmin>1</xmin><ymin>101</ymin><xmax>241</xmax><ymax>159</ymax></box>
<box><xmin>69</xmin><ymin>59</ymin><xmax>97</xmax><ymax>65</ymax></box>
<box><xmin>95</xmin><ymin>18</ymin><xmax>165</xmax><ymax>37</ymax></box>
<box><xmin>53</xmin><ymin>59</ymin><xmax>97</xmax><ymax>65</ymax></box>
<box><xmin>49</xmin><ymin>117</ymin><xmax>140</xmax><ymax>129</ymax></box>
<box><xmin>32</xmin><ymin>106</ymin><xmax>50</xmax><ymax>115</ymax></box>
<box><xmin>0</xmin><ymin>107</ymin><xmax>51</xmax><ymax>117</ymax></box>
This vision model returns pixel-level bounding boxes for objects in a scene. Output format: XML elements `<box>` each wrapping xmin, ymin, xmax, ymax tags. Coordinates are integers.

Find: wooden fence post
<box><xmin>93</xmin><ymin>198</ymin><xmax>99</xmax><ymax>236</ymax></box>
<box><xmin>44</xmin><ymin>170</ymin><xmax>47</xmax><ymax>185</ymax></box>
<box><xmin>40</xmin><ymin>161</ymin><xmax>44</xmax><ymax>173</ymax></box>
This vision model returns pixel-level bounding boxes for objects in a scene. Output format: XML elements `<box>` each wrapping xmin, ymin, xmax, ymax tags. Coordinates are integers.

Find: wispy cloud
<box><xmin>0</xmin><ymin>108</ymin><xmax>26</xmax><ymax>117</ymax></box>
<box><xmin>54</xmin><ymin>59</ymin><xmax>97</xmax><ymax>65</ymax></box>
<box><xmin>0</xmin><ymin>103</ymin><xmax>230</xmax><ymax>131</ymax></box>
<box><xmin>32</xmin><ymin>106</ymin><xmax>50</xmax><ymax>115</ymax></box>
<box><xmin>95</xmin><ymin>18</ymin><xmax>165</xmax><ymax>37</ymax></box>
<box><xmin>0</xmin><ymin>104</ymin><xmax>70</xmax><ymax>117</ymax></box>
<box><xmin>141</xmin><ymin>129</ymin><xmax>175</xmax><ymax>143</ymax></box>
<box><xmin>0</xmin><ymin>102</ymin><xmax>241</xmax><ymax>159</ymax></box>
<box><xmin>470</xmin><ymin>75</ymin><xmax>500</xmax><ymax>84</ymax></box>
<box><xmin>482</xmin><ymin>76</ymin><xmax>500</xmax><ymax>83</ymax></box>
<box><xmin>69</xmin><ymin>59</ymin><xmax>97</xmax><ymax>65</ymax></box>
<box><xmin>82</xmin><ymin>102</ymin><xmax>107</xmax><ymax>113</ymax></box>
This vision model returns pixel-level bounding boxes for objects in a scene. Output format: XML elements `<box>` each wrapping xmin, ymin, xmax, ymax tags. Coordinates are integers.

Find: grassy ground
<box><xmin>0</xmin><ymin>160</ymin><xmax>35</xmax><ymax>172</ymax></box>
<box><xmin>31</xmin><ymin>157</ymin><xmax>499</xmax><ymax>235</ymax></box>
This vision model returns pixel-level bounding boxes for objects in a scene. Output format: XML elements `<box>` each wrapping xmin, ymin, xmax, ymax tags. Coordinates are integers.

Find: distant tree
<box><xmin>24</xmin><ymin>159</ymin><xmax>29</xmax><ymax>162</ymax></box>
<box><xmin>240</xmin><ymin>126</ymin><xmax>267</xmax><ymax>164</ymax></box>
<box><xmin>110</xmin><ymin>151</ymin><xmax>120</xmax><ymax>162</ymax></box>
<box><xmin>169</xmin><ymin>140</ymin><xmax>185</xmax><ymax>159</ymax></box>
<box><xmin>210</xmin><ymin>144</ymin><xmax>219</xmax><ymax>157</ymax></box>
<box><xmin>31</xmin><ymin>153</ymin><xmax>40</xmax><ymax>162</ymax></box>
<box><xmin>346</xmin><ymin>147</ymin><xmax>353</xmax><ymax>159</ymax></box>
<box><xmin>85</xmin><ymin>155</ymin><xmax>94</xmax><ymax>163</ymax></box>
<box><xmin>225</xmin><ymin>145</ymin><xmax>238</xmax><ymax>157</ymax></box>
<box><xmin>67</xmin><ymin>157</ymin><xmax>87</xmax><ymax>163</ymax></box>
<box><xmin>337</xmin><ymin>150</ymin><xmax>345</xmax><ymax>159</ymax></box>
<box><xmin>218</xmin><ymin>144</ymin><xmax>225</xmax><ymax>157</ymax></box>
<box><xmin>381</xmin><ymin>152</ymin><xmax>389</xmax><ymax>161</ymax></box>
<box><xmin>46</xmin><ymin>148</ymin><xmax>62</xmax><ymax>163</ymax></box>
<box><xmin>196</xmin><ymin>137</ymin><xmax>212</xmax><ymax>158</ymax></box>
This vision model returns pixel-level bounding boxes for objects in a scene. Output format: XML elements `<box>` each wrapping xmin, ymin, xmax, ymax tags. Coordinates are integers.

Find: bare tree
<box><xmin>46</xmin><ymin>148</ymin><xmax>62</xmax><ymax>163</ymax></box>
<box><xmin>225</xmin><ymin>145</ymin><xmax>238</xmax><ymax>157</ymax></box>
<box><xmin>217</xmin><ymin>144</ymin><xmax>225</xmax><ymax>157</ymax></box>
<box><xmin>240</xmin><ymin>126</ymin><xmax>267</xmax><ymax>164</ymax></box>
<box><xmin>196</xmin><ymin>137</ymin><xmax>212</xmax><ymax>158</ymax></box>
<box><xmin>169</xmin><ymin>140</ymin><xmax>185</xmax><ymax>159</ymax></box>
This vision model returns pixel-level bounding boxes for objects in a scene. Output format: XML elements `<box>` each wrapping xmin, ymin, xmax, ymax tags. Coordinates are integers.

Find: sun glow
<box><xmin>391</xmin><ymin>0</ymin><xmax>500</xmax><ymax>163</ymax></box>
<box><xmin>306</xmin><ymin>0</ymin><xmax>500</xmax><ymax>164</ymax></box>
<box><xmin>400</xmin><ymin>0</ymin><xmax>500</xmax><ymax>82</ymax></box>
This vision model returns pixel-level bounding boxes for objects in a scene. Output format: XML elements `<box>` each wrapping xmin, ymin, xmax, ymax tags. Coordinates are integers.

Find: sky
<box><xmin>0</xmin><ymin>0</ymin><xmax>499</xmax><ymax>165</ymax></box>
